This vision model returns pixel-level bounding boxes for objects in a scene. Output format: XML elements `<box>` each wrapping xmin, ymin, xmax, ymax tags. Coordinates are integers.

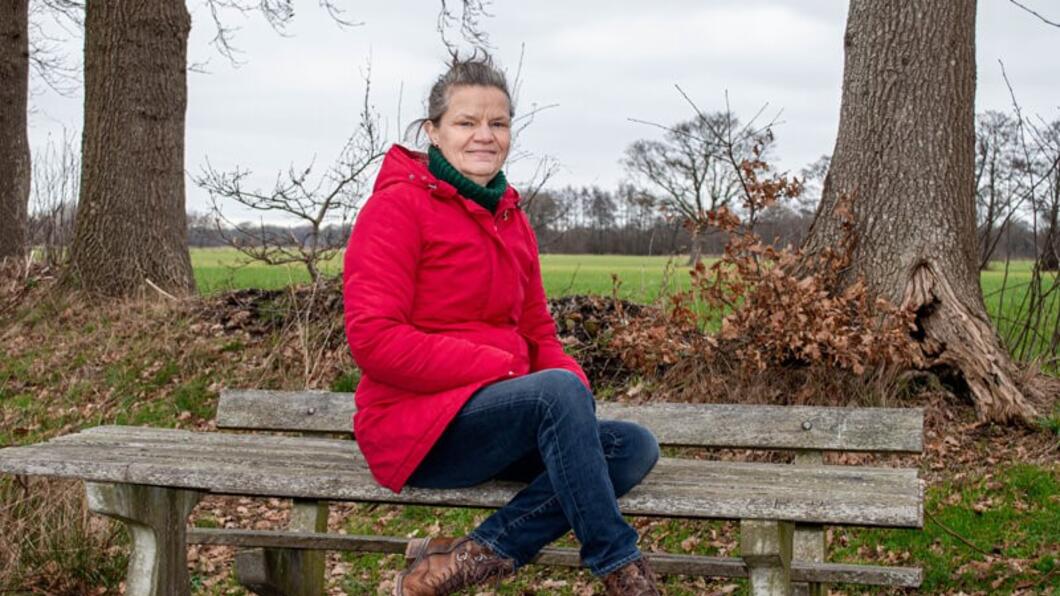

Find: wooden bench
<box><xmin>0</xmin><ymin>389</ymin><xmax>925</xmax><ymax>595</ymax></box>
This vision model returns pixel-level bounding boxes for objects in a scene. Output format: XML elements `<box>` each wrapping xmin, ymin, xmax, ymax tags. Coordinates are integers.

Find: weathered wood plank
<box><xmin>186</xmin><ymin>529</ymin><xmax>921</xmax><ymax>587</ymax></box>
<box><xmin>217</xmin><ymin>389</ymin><xmax>923</xmax><ymax>453</ymax></box>
<box><xmin>189</xmin><ymin>529</ymin><xmax>410</xmax><ymax>553</ymax></box>
<box><xmin>598</xmin><ymin>402</ymin><xmax>922</xmax><ymax>453</ymax></box>
<box><xmin>0</xmin><ymin>427</ymin><xmax>923</xmax><ymax>527</ymax></box>
<box><xmin>52</xmin><ymin>426</ymin><xmax>923</xmax><ymax>490</ymax></box>
<box><xmin>217</xmin><ymin>389</ymin><xmax>353</xmax><ymax>434</ymax></box>
<box><xmin>788</xmin><ymin>561</ymin><xmax>921</xmax><ymax>587</ymax></box>
<box><xmin>44</xmin><ymin>428</ymin><xmax>921</xmax><ymax>497</ymax></box>
<box><xmin>7</xmin><ymin>431</ymin><xmax>924</xmax><ymax>496</ymax></box>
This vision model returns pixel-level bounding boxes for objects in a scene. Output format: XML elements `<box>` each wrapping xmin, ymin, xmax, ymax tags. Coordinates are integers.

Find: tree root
<box><xmin>904</xmin><ymin>263</ymin><xmax>1039</xmax><ymax>425</ymax></box>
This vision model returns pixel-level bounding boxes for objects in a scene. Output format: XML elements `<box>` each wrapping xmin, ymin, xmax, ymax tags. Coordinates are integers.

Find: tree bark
<box><xmin>68</xmin><ymin>0</ymin><xmax>196</xmax><ymax>296</ymax></box>
<box><xmin>0</xmin><ymin>0</ymin><xmax>30</xmax><ymax>261</ymax></box>
<box><xmin>802</xmin><ymin>0</ymin><xmax>1037</xmax><ymax>423</ymax></box>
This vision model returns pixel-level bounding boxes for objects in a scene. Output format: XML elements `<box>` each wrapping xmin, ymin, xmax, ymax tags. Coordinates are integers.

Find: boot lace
<box><xmin>427</xmin><ymin>541</ymin><xmax>515</xmax><ymax>594</ymax></box>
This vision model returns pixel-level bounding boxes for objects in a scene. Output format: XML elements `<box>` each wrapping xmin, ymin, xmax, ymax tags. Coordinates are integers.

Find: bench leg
<box><xmin>793</xmin><ymin>524</ymin><xmax>826</xmax><ymax>596</ymax></box>
<box><xmin>792</xmin><ymin>452</ymin><xmax>826</xmax><ymax>596</ymax></box>
<box><xmin>235</xmin><ymin>498</ymin><xmax>328</xmax><ymax>596</ymax></box>
<box><xmin>741</xmin><ymin>519</ymin><xmax>794</xmax><ymax>596</ymax></box>
<box><xmin>85</xmin><ymin>482</ymin><xmax>202</xmax><ymax>596</ymax></box>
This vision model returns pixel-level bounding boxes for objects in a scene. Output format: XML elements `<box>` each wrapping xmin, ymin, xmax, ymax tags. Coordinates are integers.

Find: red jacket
<box><xmin>343</xmin><ymin>145</ymin><xmax>590</xmax><ymax>492</ymax></box>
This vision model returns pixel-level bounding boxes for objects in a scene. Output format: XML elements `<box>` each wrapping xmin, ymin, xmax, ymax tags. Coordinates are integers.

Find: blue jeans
<box><xmin>406</xmin><ymin>369</ymin><xmax>660</xmax><ymax>576</ymax></box>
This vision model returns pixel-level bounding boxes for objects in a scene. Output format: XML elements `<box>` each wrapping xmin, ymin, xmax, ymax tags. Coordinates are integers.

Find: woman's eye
<box><xmin>491</xmin><ymin>122</ymin><xmax>510</xmax><ymax>129</ymax></box>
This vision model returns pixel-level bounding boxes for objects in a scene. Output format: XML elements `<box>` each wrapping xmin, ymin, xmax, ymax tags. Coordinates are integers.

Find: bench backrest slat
<box><xmin>218</xmin><ymin>389</ymin><xmax>922</xmax><ymax>453</ymax></box>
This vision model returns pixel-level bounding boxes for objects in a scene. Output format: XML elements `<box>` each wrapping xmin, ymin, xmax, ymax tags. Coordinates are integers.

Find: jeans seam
<box><xmin>541</xmin><ymin>397</ymin><xmax>591</xmax><ymax>547</ymax></box>
<box><xmin>594</xmin><ymin>549</ymin><xmax>642</xmax><ymax>577</ymax></box>
<box><xmin>601</xmin><ymin>428</ymin><xmax>622</xmax><ymax>458</ymax></box>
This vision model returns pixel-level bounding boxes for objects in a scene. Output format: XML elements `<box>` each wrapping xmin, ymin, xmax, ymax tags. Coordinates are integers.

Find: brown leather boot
<box><xmin>394</xmin><ymin>536</ymin><xmax>516</xmax><ymax>596</ymax></box>
<box><xmin>601</xmin><ymin>557</ymin><xmax>661</xmax><ymax>596</ymax></box>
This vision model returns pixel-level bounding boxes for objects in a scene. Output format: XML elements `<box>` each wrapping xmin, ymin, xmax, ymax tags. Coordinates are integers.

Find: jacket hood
<box><xmin>374</xmin><ymin>144</ymin><xmax>520</xmax><ymax>210</ymax></box>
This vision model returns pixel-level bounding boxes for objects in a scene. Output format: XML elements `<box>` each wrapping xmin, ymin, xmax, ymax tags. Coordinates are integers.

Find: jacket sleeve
<box><xmin>344</xmin><ymin>190</ymin><xmax>515</xmax><ymax>393</ymax></box>
<box><xmin>517</xmin><ymin>220</ymin><xmax>592</xmax><ymax>390</ymax></box>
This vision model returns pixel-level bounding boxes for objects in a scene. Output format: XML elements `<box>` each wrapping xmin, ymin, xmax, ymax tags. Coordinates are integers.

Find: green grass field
<box><xmin>192</xmin><ymin>249</ymin><xmax>1059</xmax><ymax>362</ymax></box>
<box><xmin>192</xmin><ymin>249</ymin><xmax>692</xmax><ymax>300</ymax></box>
<box><xmin>193</xmin><ymin>248</ymin><xmax>1054</xmax><ymax>300</ymax></box>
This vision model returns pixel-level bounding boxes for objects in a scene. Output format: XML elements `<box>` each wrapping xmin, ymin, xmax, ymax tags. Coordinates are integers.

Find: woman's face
<box><xmin>427</xmin><ymin>85</ymin><xmax>512</xmax><ymax>186</ymax></box>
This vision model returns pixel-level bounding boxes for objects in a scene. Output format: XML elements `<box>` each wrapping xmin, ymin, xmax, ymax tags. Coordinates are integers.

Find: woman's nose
<box><xmin>472</xmin><ymin>123</ymin><xmax>494</xmax><ymax>142</ymax></box>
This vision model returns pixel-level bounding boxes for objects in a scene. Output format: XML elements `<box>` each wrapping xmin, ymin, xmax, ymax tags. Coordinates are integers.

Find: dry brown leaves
<box><xmin>609</xmin><ymin>156</ymin><xmax>923</xmax><ymax>397</ymax></box>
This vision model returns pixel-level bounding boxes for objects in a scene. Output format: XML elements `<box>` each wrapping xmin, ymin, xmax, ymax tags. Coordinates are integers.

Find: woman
<box><xmin>343</xmin><ymin>53</ymin><xmax>661</xmax><ymax>596</ymax></box>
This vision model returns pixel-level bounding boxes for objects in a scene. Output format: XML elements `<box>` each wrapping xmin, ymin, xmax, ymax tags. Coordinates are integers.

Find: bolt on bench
<box><xmin>0</xmin><ymin>389</ymin><xmax>924</xmax><ymax>595</ymax></box>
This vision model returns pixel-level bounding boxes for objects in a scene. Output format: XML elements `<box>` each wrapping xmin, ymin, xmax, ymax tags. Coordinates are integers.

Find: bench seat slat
<box><xmin>0</xmin><ymin>426</ymin><xmax>922</xmax><ymax>528</ymax></box>
<box><xmin>13</xmin><ymin>442</ymin><xmax>921</xmax><ymax>500</ymax></box>
<box><xmin>50</xmin><ymin>427</ymin><xmax>920</xmax><ymax>497</ymax></box>
<box><xmin>186</xmin><ymin>528</ymin><xmax>921</xmax><ymax>587</ymax></box>
<box><xmin>217</xmin><ymin>390</ymin><xmax>923</xmax><ymax>453</ymax></box>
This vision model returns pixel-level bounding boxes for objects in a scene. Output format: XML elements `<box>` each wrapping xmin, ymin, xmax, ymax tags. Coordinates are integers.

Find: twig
<box><xmin>144</xmin><ymin>278</ymin><xmax>179</xmax><ymax>301</ymax></box>
<box><xmin>925</xmin><ymin>510</ymin><xmax>993</xmax><ymax>556</ymax></box>
<box><xmin>562</xmin><ymin>264</ymin><xmax>581</xmax><ymax>295</ymax></box>
<box><xmin>1007</xmin><ymin>0</ymin><xmax>1060</xmax><ymax>27</ymax></box>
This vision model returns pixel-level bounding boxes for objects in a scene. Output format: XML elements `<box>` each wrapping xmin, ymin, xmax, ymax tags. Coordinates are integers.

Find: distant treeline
<box><xmin>31</xmin><ymin>194</ymin><xmax>1047</xmax><ymax>261</ymax></box>
<box><xmin>180</xmin><ymin>184</ymin><xmax>1046</xmax><ymax>260</ymax></box>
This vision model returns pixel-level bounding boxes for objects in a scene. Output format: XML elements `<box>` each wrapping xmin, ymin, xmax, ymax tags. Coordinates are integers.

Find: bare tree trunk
<box><xmin>686</xmin><ymin>228</ymin><xmax>703</xmax><ymax>266</ymax></box>
<box><xmin>1041</xmin><ymin>170</ymin><xmax>1060</xmax><ymax>271</ymax></box>
<box><xmin>0</xmin><ymin>0</ymin><xmax>30</xmax><ymax>260</ymax></box>
<box><xmin>802</xmin><ymin>0</ymin><xmax>1037</xmax><ymax>423</ymax></box>
<box><xmin>1041</xmin><ymin>207</ymin><xmax>1059</xmax><ymax>271</ymax></box>
<box><xmin>68</xmin><ymin>0</ymin><xmax>195</xmax><ymax>296</ymax></box>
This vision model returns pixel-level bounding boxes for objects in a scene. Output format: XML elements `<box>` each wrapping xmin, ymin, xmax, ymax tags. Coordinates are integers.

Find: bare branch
<box><xmin>194</xmin><ymin>62</ymin><xmax>386</xmax><ymax>284</ymax></box>
<box><xmin>437</xmin><ymin>0</ymin><xmax>493</xmax><ymax>51</ymax></box>
<box><xmin>316</xmin><ymin>0</ymin><xmax>364</xmax><ymax>29</ymax></box>
<box><xmin>1007</xmin><ymin>0</ymin><xmax>1060</xmax><ymax>27</ymax></box>
<box><xmin>202</xmin><ymin>0</ymin><xmax>362</xmax><ymax>67</ymax></box>
<box><xmin>27</xmin><ymin>0</ymin><xmax>83</xmax><ymax>96</ymax></box>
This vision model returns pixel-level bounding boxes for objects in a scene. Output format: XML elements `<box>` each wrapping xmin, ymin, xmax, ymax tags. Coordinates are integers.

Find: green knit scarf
<box><xmin>428</xmin><ymin>145</ymin><xmax>508</xmax><ymax>214</ymax></box>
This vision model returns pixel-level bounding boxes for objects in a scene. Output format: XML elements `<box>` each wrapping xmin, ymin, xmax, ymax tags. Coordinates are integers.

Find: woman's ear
<box><xmin>424</xmin><ymin>121</ymin><xmax>438</xmax><ymax>146</ymax></box>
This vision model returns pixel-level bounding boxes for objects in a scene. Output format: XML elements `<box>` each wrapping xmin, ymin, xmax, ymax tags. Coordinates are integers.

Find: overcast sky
<box><xmin>27</xmin><ymin>0</ymin><xmax>1060</xmax><ymax>223</ymax></box>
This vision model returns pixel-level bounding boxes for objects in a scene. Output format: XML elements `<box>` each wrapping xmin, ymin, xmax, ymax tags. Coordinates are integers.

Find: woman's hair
<box><xmin>405</xmin><ymin>50</ymin><xmax>514</xmax><ymax>144</ymax></box>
